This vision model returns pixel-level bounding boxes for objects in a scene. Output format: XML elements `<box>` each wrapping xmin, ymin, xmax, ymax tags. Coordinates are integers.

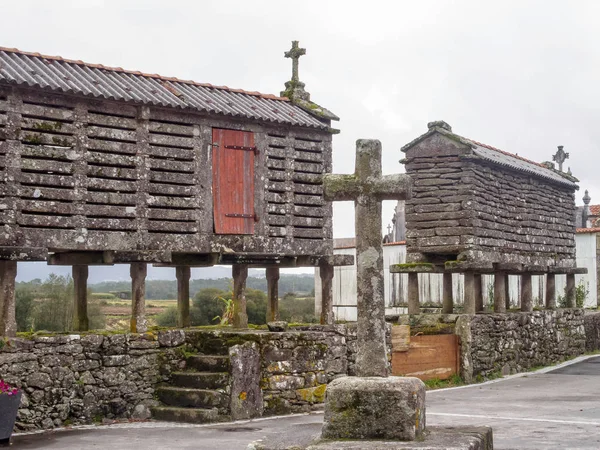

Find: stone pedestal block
<box><xmin>322</xmin><ymin>376</ymin><xmax>426</xmax><ymax>441</ymax></box>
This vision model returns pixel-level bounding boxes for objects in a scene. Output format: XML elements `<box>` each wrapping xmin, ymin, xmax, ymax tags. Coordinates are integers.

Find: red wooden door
<box><xmin>212</xmin><ymin>129</ymin><xmax>255</xmax><ymax>235</ymax></box>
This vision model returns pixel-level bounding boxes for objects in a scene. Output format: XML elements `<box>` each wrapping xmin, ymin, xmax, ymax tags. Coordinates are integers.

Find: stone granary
<box><xmin>392</xmin><ymin>121</ymin><xmax>586</xmax><ymax>315</ymax></box>
<box><xmin>0</xmin><ymin>42</ymin><xmax>351</xmax><ymax>336</ymax></box>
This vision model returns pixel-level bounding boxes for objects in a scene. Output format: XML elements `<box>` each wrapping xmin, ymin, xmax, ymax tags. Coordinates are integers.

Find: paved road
<box><xmin>11</xmin><ymin>356</ymin><xmax>600</xmax><ymax>450</ymax></box>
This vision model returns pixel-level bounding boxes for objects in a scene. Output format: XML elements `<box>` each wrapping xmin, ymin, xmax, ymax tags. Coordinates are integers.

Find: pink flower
<box><xmin>0</xmin><ymin>379</ymin><xmax>19</xmax><ymax>395</ymax></box>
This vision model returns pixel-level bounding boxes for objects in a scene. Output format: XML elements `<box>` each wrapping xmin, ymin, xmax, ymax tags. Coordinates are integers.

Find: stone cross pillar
<box><xmin>323</xmin><ymin>139</ymin><xmax>411</xmax><ymax>377</ymax></box>
<box><xmin>73</xmin><ymin>265</ymin><xmax>89</xmax><ymax>332</ymax></box>
<box><xmin>442</xmin><ymin>272</ymin><xmax>453</xmax><ymax>314</ymax></box>
<box><xmin>176</xmin><ymin>266</ymin><xmax>191</xmax><ymax>328</ymax></box>
<box><xmin>521</xmin><ymin>273</ymin><xmax>533</xmax><ymax>312</ymax></box>
<box><xmin>546</xmin><ymin>273</ymin><xmax>556</xmax><ymax>309</ymax></box>
<box><xmin>566</xmin><ymin>273</ymin><xmax>576</xmax><ymax>308</ymax></box>
<box><xmin>130</xmin><ymin>262</ymin><xmax>147</xmax><ymax>333</ymax></box>
<box><xmin>407</xmin><ymin>273</ymin><xmax>420</xmax><ymax>315</ymax></box>
<box><xmin>494</xmin><ymin>272</ymin><xmax>507</xmax><ymax>313</ymax></box>
<box><xmin>0</xmin><ymin>261</ymin><xmax>17</xmax><ymax>337</ymax></box>
<box><xmin>319</xmin><ymin>262</ymin><xmax>334</xmax><ymax>325</ymax></box>
<box><xmin>232</xmin><ymin>264</ymin><xmax>249</xmax><ymax>328</ymax></box>
<box><xmin>463</xmin><ymin>272</ymin><xmax>476</xmax><ymax>314</ymax></box>
<box><xmin>266</xmin><ymin>267</ymin><xmax>280</xmax><ymax>322</ymax></box>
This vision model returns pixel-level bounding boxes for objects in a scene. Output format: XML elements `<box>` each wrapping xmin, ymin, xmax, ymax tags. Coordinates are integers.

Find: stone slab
<box><xmin>322</xmin><ymin>376</ymin><xmax>426</xmax><ymax>441</ymax></box>
<box><xmin>249</xmin><ymin>426</ymin><xmax>493</xmax><ymax>450</ymax></box>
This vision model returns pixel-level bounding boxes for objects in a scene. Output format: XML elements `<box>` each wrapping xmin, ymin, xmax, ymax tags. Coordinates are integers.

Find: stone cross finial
<box><xmin>387</xmin><ymin>223</ymin><xmax>392</xmax><ymax>236</ymax></box>
<box><xmin>552</xmin><ymin>145</ymin><xmax>569</xmax><ymax>172</ymax></box>
<box><xmin>323</xmin><ymin>140</ymin><xmax>412</xmax><ymax>377</ymax></box>
<box><xmin>284</xmin><ymin>40</ymin><xmax>306</xmax><ymax>83</ymax></box>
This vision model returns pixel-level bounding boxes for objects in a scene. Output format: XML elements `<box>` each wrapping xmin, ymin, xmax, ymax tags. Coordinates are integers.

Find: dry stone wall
<box><xmin>0</xmin><ymin>325</ymin><xmax>375</xmax><ymax>431</ymax></box>
<box><xmin>456</xmin><ymin>309</ymin><xmax>586</xmax><ymax>382</ymax></box>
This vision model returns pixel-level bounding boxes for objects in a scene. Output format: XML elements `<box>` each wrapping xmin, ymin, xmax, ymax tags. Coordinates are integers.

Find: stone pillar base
<box><xmin>322</xmin><ymin>376</ymin><xmax>426</xmax><ymax>441</ymax></box>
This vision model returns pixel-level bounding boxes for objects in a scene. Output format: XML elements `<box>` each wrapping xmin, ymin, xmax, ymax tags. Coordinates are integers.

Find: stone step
<box><xmin>156</xmin><ymin>386</ymin><xmax>229</xmax><ymax>409</ymax></box>
<box><xmin>171</xmin><ymin>371</ymin><xmax>229</xmax><ymax>390</ymax></box>
<box><xmin>151</xmin><ymin>406</ymin><xmax>229</xmax><ymax>424</ymax></box>
<box><xmin>187</xmin><ymin>355</ymin><xmax>230</xmax><ymax>373</ymax></box>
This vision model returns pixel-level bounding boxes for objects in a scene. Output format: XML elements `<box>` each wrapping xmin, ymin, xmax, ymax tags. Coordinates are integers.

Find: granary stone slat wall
<box><xmin>405</xmin><ymin>142</ymin><xmax>474</xmax><ymax>256</ymax></box>
<box><xmin>0</xmin><ymin>85</ymin><xmax>333</xmax><ymax>258</ymax></box>
<box><xmin>468</xmin><ymin>160</ymin><xmax>576</xmax><ymax>265</ymax></box>
<box><xmin>264</xmin><ymin>131</ymin><xmax>332</xmax><ymax>243</ymax></box>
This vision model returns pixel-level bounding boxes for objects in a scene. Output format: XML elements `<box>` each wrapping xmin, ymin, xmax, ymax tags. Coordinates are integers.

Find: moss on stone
<box><xmin>296</xmin><ymin>383</ymin><xmax>327</xmax><ymax>403</ymax></box>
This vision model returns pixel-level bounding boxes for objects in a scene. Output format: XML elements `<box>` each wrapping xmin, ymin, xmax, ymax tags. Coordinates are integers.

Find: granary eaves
<box><xmin>401</xmin><ymin>120</ymin><xmax>578</xmax><ymax>189</ymax></box>
<box><xmin>0</xmin><ymin>46</ymin><xmax>333</xmax><ymax>131</ymax></box>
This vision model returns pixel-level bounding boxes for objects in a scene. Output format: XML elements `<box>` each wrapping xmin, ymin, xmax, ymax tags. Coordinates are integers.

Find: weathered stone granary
<box><xmin>0</xmin><ymin>43</ymin><xmax>348</xmax><ymax>335</ymax></box>
<box><xmin>392</xmin><ymin>120</ymin><xmax>586</xmax><ymax>315</ymax></box>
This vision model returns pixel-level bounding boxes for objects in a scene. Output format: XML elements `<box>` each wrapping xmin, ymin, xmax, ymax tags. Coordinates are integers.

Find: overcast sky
<box><xmin>3</xmin><ymin>1</ymin><xmax>599</xmax><ymax>280</ymax></box>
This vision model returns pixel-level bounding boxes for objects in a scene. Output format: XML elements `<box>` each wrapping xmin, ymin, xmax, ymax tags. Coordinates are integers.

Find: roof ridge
<box><xmin>0</xmin><ymin>46</ymin><xmax>289</xmax><ymax>102</ymax></box>
<box><xmin>467</xmin><ymin>138</ymin><xmax>546</xmax><ymax>170</ymax></box>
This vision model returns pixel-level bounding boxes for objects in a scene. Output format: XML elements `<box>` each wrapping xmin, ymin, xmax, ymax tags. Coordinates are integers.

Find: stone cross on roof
<box><xmin>323</xmin><ymin>140</ymin><xmax>412</xmax><ymax>377</ymax></box>
<box><xmin>284</xmin><ymin>40</ymin><xmax>306</xmax><ymax>83</ymax></box>
<box><xmin>553</xmin><ymin>145</ymin><xmax>569</xmax><ymax>172</ymax></box>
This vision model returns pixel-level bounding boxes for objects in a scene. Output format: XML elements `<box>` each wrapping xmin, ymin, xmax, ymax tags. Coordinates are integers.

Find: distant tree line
<box><xmin>156</xmin><ymin>289</ymin><xmax>317</xmax><ymax>327</ymax></box>
<box><xmin>89</xmin><ymin>274</ymin><xmax>315</xmax><ymax>300</ymax></box>
<box><xmin>16</xmin><ymin>275</ymin><xmax>105</xmax><ymax>332</ymax></box>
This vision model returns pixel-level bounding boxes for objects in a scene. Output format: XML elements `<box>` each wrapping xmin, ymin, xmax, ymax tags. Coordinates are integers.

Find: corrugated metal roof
<box><xmin>0</xmin><ymin>47</ymin><xmax>330</xmax><ymax>130</ymax></box>
<box><xmin>467</xmin><ymin>139</ymin><xmax>577</xmax><ymax>188</ymax></box>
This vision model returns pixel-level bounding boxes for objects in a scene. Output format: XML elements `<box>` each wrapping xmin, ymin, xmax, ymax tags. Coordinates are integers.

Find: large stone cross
<box><xmin>552</xmin><ymin>145</ymin><xmax>569</xmax><ymax>172</ymax></box>
<box><xmin>323</xmin><ymin>140</ymin><xmax>412</xmax><ymax>377</ymax></box>
<box><xmin>284</xmin><ymin>40</ymin><xmax>306</xmax><ymax>83</ymax></box>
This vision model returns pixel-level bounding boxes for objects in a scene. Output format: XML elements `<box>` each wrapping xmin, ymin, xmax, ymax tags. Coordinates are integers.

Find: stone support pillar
<box><xmin>545</xmin><ymin>273</ymin><xmax>556</xmax><ymax>310</ymax></box>
<box><xmin>266</xmin><ymin>267</ymin><xmax>280</xmax><ymax>322</ymax></box>
<box><xmin>0</xmin><ymin>261</ymin><xmax>17</xmax><ymax>337</ymax></box>
<box><xmin>176</xmin><ymin>266</ymin><xmax>191</xmax><ymax>328</ymax></box>
<box><xmin>521</xmin><ymin>273</ymin><xmax>533</xmax><ymax>312</ymax></box>
<box><xmin>505</xmin><ymin>275</ymin><xmax>511</xmax><ymax>310</ymax></box>
<box><xmin>442</xmin><ymin>272</ymin><xmax>453</xmax><ymax>314</ymax></box>
<box><xmin>474</xmin><ymin>273</ymin><xmax>483</xmax><ymax>312</ymax></box>
<box><xmin>232</xmin><ymin>264</ymin><xmax>249</xmax><ymax>328</ymax></box>
<box><xmin>130</xmin><ymin>262</ymin><xmax>147</xmax><ymax>333</ymax></box>
<box><xmin>319</xmin><ymin>263</ymin><xmax>334</xmax><ymax>325</ymax></box>
<box><xmin>493</xmin><ymin>272</ymin><xmax>507</xmax><ymax>313</ymax></box>
<box><xmin>407</xmin><ymin>272</ymin><xmax>420</xmax><ymax>315</ymax></box>
<box><xmin>566</xmin><ymin>273</ymin><xmax>576</xmax><ymax>308</ymax></box>
<box><xmin>73</xmin><ymin>265</ymin><xmax>89</xmax><ymax>332</ymax></box>
<box><xmin>463</xmin><ymin>272</ymin><xmax>476</xmax><ymax>314</ymax></box>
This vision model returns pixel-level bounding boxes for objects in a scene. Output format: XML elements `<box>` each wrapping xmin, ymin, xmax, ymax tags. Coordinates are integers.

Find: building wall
<box><xmin>0</xmin><ymin>85</ymin><xmax>332</xmax><ymax>258</ymax></box>
<box><xmin>315</xmin><ymin>233</ymin><xmax>598</xmax><ymax>321</ymax></box>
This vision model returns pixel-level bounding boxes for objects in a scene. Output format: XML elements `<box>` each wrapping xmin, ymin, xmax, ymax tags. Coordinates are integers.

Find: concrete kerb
<box><xmin>427</xmin><ymin>353</ymin><xmax>600</xmax><ymax>395</ymax></box>
<box><xmin>14</xmin><ymin>411</ymin><xmax>326</xmax><ymax>437</ymax></box>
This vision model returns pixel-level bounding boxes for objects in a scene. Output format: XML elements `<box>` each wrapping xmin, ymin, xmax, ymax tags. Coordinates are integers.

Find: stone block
<box><xmin>229</xmin><ymin>342</ymin><xmax>263</xmax><ymax>420</ymax></box>
<box><xmin>321</xmin><ymin>376</ymin><xmax>426</xmax><ymax>441</ymax></box>
<box><xmin>267</xmin><ymin>321</ymin><xmax>289</xmax><ymax>332</ymax></box>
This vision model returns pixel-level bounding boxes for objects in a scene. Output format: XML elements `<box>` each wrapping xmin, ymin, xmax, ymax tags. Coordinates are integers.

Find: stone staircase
<box><xmin>152</xmin><ymin>354</ymin><xmax>232</xmax><ymax>423</ymax></box>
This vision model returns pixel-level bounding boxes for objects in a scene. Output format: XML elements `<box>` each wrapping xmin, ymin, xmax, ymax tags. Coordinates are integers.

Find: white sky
<box><xmin>3</xmin><ymin>0</ymin><xmax>600</xmax><ymax>279</ymax></box>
